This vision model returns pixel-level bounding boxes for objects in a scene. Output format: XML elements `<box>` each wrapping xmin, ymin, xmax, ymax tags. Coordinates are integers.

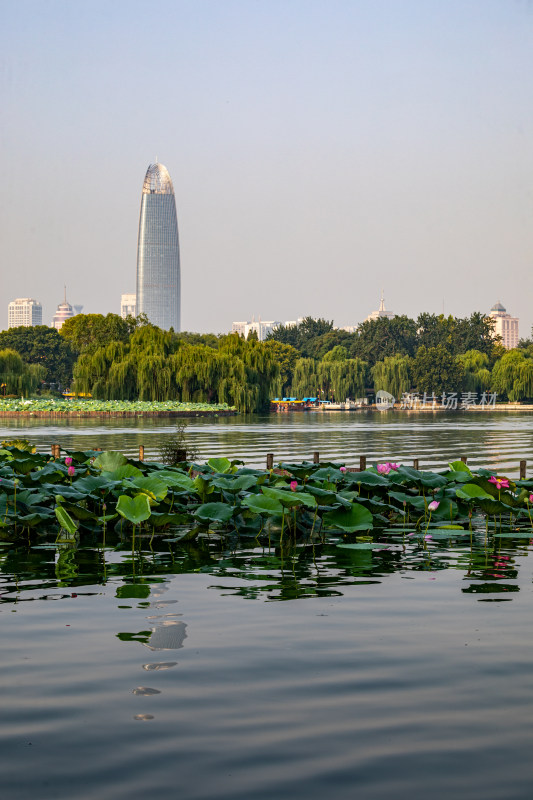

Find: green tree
<box><xmin>456</xmin><ymin>350</ymin><xmax>491</xmax><ymax>392</ymax></box>
<box><xmin>491</xmin><ymin>350</ymin><xmax>533</xmax><ymax>401</ymax></box>
<box><xmin>60</xmin><ymin>313</ymin><xmax>131</xmax><ymax>354</ymax></box>
<box><xmin>267</xmin><ymin>317</ymin><xmax>334</xmax><ymax>357</ymax></box>
<box><xmin>0</xmin><ymin>326</ymin><xmax>75</xmax><ymax>386</ymax></box>
<box><xmin>371</xmin><ymin>355</ymin><xmax>412</xmax><ymax>398</ymax></box>
<box><xmin>0</xmin><ymin>349</ymin><xmax>45</xmax><ymax>395</ymax></box>
<box><xmin>411</xmin><ymin>345</ymin><xmax>464</xmax><ymax>395</ymax></box>
<box><xmin>322</xmin><ymin>345</ymin><xmax>348</xmax><ymax>362</ymax></box>
<box><xmin>262</xmin><ymin>340</ymin><xmax>300</xmax><ymax>395</ymax></box>
<box><xmin>351</xmin><ymin>316</ymin><xmax>418</xmax><ymax>366</ymax></box>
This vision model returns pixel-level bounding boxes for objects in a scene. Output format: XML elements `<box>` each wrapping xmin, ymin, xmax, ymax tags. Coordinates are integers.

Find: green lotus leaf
<box><xmin>158</xmin><ymin>471</ymin><xmax>196</xmax><ymax>491</ymax></box>
<box><xmin>194</xmin><ymin>502</ymin><xmax>234</xmax><ymax>524</ymax></box>
<box><xmin>106</xmin><ymin>465</ymin><xmax>144</xmax><ymax>480</ymax></box>
<box><xmin>73</xmin><ymin>475</ymin><xmax>115</xmax><ymax>494</ymax></box>
<box><xmin>455</xmin><ymin>484</ymin><xmax>494</xmax><ymax>501</ymax></box>
<box><xmin>55</xmin><ymin>505</ymin><xmax>79</xmax><ymax>535</ymax></box>
<box><xmin>241</xmin><ymin>494</ymin><xmax>284</xmax><ymax>515</ymax></box>
<box><xmin>93</xmin><ymin>451</ymin><xmax>128</xmax><ymax>472</ymax></box>
<box><xmin>130</xmin><ymin>476</ymin><xmax>168</xmax><ymax>502</ymax></box>
<box><xmin>211</xmin><ymin>475</ymin><xmax>258</xmax><ymax>493</ymax></box>
<box><xmin>351</xmin><ymin>470</ymin><xmax>389</xmax><ymax>487</ymax></box>
<box><xmin>337</xmin><ymin>542</ymin><xmax>390</xmax><ymax>550</ymax></box>
<box><xmin>448</xmin><ymin>460</ymin><xmax>473</xmax><ymax>475</ymax></box>
<box><xmin>261</xmin><ymin>486</ymin><xmax>317</xmax><ymax>509</ymax></box>
<box><xmin>207</xmin><ymin>457</ymin><xmax>233</xmax><ymax>474</ymax></box>
<box><xmin>116</xmin><ymin>493</ymin><xmax>152</xmax><ymax>525</ymax></box>
<box><xmin>323</xmin><ymin>504</ymin><xmax>374</xmax><ymax>532</ymax></box>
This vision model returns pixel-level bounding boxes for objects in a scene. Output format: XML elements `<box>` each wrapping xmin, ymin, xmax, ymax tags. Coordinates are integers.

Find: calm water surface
<box><xmin>1</xmin><ymin>409</ymin><xmax>532</xmax><ymax>474</ymax></box>
<box><xmin>1</xmin><ymin>411</ymin><xmax>533</xmax><ymax>799</ymax></box>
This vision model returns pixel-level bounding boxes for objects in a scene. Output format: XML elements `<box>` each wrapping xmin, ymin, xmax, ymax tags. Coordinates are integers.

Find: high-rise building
<box><xmin>489</xmin><ymin>302</ymin><xmax>519</xmax><ymax>349</ymax></box>
<box><xmin>51</xmin><ymin>288</ymin><xmax>76</xmax><ymax>330</ymax></box>
<box><xmin>121</xmin><ymin>293</ymin><xmax>137</xmax><ymax>319</ymax></box>
<box><xmin>8</xmin><ymin>298</ymin><xmax>42</xmax><ymax>328</ymax></box>
<box><xmin>136</xmin><ymin>162</ymin><xmax>180</xmax><ymax>331</ymax></box>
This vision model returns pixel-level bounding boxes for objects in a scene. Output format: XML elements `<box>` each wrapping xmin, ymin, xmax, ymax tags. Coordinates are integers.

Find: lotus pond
<box><xmin>2</xmin><ymin>446</ymin><xmax>533</xmax><ymax>799</ymax></box>
<box><xmin>0</xmin><ymin>398</ymin><xmax>236</xmax><ymax>415</ymax></box>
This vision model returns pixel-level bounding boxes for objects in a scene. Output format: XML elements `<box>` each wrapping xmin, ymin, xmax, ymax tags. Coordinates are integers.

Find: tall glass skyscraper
<box><xmin>136</xmin><ymin>162</ymin><xmax>181</xmax><ymax>331</ymax></box>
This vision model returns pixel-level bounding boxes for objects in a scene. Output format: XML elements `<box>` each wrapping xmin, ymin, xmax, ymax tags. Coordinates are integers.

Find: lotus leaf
<box><xmin>207</xmin><ymin>457</ymin><xmax>233</xmax><ymax>474</ymax></box>
<box><xmin>323</xmin><ymin>504</ymin><xmax>373</xmax><ymax>532</ymax></box>
<box><xmin>93</xmin><ymin>451</ymin><xmax>128</xmax><ymax>471</ymax></box>
<box><xmin>55</xmin><ymin>505</ymin><xmax>79</xmax><ymax>535</ymax></box>
<box><xmin>194</xmin><ymin>502</ymin><xmax>234</xmax><ymax>524</ymax></box>
<box><xmin>261</xmin><ymin>486</ymin><xmax>317</xmax><ymax>509</ymax></box>
<box><xmin>241</xmin><ymin>495</ymin><xmax>284</xmax><ymax>515</ymax></box>
<box><xmin>116</xmin><ymin>494</ymin><xmax>152</xmax><ymax>525</ymax></box>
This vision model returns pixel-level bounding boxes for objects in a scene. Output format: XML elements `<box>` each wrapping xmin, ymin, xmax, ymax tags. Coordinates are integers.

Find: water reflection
<box><xmin>1</xmin><ymin>524</ymin><xmax>530</xmax><ymax>606</ymax></box>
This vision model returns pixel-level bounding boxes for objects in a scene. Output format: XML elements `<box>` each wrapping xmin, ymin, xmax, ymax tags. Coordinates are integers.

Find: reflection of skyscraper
<box><xmin>136</xmin><ymin>162</ymin><xmax>180</xmax><ymax>331</ymax></box>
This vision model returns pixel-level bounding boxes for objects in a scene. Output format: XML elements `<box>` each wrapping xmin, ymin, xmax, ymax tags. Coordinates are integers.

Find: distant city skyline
<box><xmin>1</xmin><ymin>1</ymin><xmax>532</xmax><ymax>334</ymax></box>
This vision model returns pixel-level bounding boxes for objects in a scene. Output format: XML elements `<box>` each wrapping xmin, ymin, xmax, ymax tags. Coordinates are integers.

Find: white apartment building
<box><xmin>8</xmin><ymin>298</ymin><xmax>43</xmax><ymax>328</ymax></box>
<box><xmin>121</xmin><ymin>293</ymin><xmax>137</xmax><ymax>319</ymax></box>
<box><xmin>232</xmin><ymin>319</ymin><xmax>281</xmax><ymax>341</ymax></box>
<box><xmin>489</xmin><ymin>302</ymin><xmax>519</xmax><ymax>350</ymax></box>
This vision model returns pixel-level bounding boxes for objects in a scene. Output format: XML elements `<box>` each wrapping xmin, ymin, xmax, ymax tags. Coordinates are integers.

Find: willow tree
<box><xmin>491</xmin><ymin>350</ymin><xmax>533</xmax><ymax>401</ymax></box>
<box><xmin>292</xmin><ymin>358</ymin><xmax>319</xmax><ymax>398</ymax></box>
<box><xmin>371</xmin><ymin>355</ymin><xmax>411</xmax><ymax>398</ymax></box>
<box><xmin>456</xmin><ymin>350</ymin><xmax>491</xmax><ymax>392</ymax></box>
<box><xmin>0</xmin><ymin>349</ymin><xmax>45</xmax><ymax>395</ymax></box>
<box><xmin>318</xmin><ymin>358</ymin><xmax>367</xmax><ymax>400</ymax></box>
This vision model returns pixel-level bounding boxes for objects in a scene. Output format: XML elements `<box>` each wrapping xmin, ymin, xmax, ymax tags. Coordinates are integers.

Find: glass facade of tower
<box><xmin>136</xmin><ymin>163</ymin><xmax>180</xmax><ymax>331</ymax></box>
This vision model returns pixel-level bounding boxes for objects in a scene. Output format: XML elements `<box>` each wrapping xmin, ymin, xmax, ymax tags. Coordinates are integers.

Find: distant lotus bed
<box><xmin>0</xmin><ymin>398</ymin><xmax>237</xmax><ymax>416</ymax></box>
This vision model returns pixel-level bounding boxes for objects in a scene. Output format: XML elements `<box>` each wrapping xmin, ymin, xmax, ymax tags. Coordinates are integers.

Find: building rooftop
<box><xmin>142</xmin><ymin>162</ymin><xmax>174</xmax><ymax>195</ymax></box>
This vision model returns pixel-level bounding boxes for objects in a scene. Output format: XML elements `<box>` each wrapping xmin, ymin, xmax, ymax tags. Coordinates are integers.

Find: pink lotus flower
<box><xmin>290</xmin><ymin>480</ymin><xmax>298</xmax><ymax>491</ymax></box>
<box><xmin>529</xmin><ymin>494</ymin><xmax>533</xmax><ymax>504</ymax></box>
<box><xmin>428</xmin><ymin>500</ymin><xmax>440</xmax><ymax>511</ymax></box>
<box><xmin>340</xmin><ymin>466</ymin><xmax>347</xmax><ymax>473</ymax></box>
<box><xmin>377</xmin><ymin>463</ymin><xmax>391</xmax><ymax>475</ymax></box>
<box><xmin>68</xmin><ymin>465</ymin><xmax>75</xmax><ymax>477</ymax></box>
<box><xmin>488</xmin><ymin>476</ymin><xmax>510</xmax><ymax>490</ymax></box>
<box><xmin>388</xmin><ymin>463</ymin><xmax>400</xmax><ymax>471</ymax></box>
<box><xmin>64</xmin><ymin>457</ymin><xmax>73</xmax><ymax>466</ymax></box>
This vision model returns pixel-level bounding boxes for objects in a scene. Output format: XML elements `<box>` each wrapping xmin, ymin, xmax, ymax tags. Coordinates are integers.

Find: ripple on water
<box><xmin>142</xmin><ymin>662</ymin><xmax>178</xmax><ymax>671</ymax></box>
<box><xmin>132</xmin><ymin>687</ymin><xmax>161</xmax><ymax>696</ymax></box>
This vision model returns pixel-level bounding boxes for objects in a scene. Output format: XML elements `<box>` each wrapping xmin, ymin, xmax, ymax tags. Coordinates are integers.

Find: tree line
<box><xmin>0</xmin><ymin>311</ymin><xmax>531</xmax><ymax>410</ymax></box>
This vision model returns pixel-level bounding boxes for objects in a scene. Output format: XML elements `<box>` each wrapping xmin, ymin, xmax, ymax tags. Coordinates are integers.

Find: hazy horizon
<box><xmin>2</xmin><ymin>0</ymin><xmax>532</xmax><ymax>338</ymax></box>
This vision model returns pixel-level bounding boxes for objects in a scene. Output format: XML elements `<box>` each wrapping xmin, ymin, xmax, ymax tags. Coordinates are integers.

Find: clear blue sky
<box><xmin>2</xmin><ymin>0</ymin><xmax>532</xmax><ymax>336</ymax></box>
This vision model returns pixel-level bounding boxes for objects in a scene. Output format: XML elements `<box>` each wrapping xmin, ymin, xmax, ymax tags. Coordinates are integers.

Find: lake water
<box><xmin>1</xmin><ymin>408</ymin><xmax>532</xmax><ymax>475</ymax></box>
<box><xmin>1</xmin><ymin>411</ymin><xmax>533</xmax><ymax>799</ymax></box>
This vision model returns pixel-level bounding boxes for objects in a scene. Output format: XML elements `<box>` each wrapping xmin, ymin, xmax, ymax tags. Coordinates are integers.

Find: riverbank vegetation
<box><xmin>0</xmin><ymin>312</ymin><xmax>532</xmax><ymax>411</ymax></box>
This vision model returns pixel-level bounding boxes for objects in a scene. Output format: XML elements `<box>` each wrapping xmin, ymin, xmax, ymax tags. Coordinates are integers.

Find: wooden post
<box><xmin>461</xmin><ymin>457</ymin><xmax>468</xmax><ymax>464</ymax></box>
<box><xmin>51</xmin><ymin>444</ymin><xmax>59</xmax><ymax>458</ymax></box>
<box><xmin>520</xmin><ymin>460</ymin><xmax>526</xmax><ymax>480</ymax></box>
<box><xmin>139</xmin><ymin>445</ymin><xmax>144</xmax><ymax>462</ymax></box>
<box><xmin>359</xmin><ymin>455</ymin><xmax>367</xmax><ymax>471</ymax></box>
<box><xmin>413</xmin><ymin>459</ymin><xmax>419</xmax><ymax>471</ymax></box>
<box><xmin>313</xmin><ymin>451</ymin><xmax>320</xmax><ymax>464</ymax></box>
<box><xmin>266</xmin><ymin>453</ymin><xmax>274</xmax><ymax>470</ymax></box>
